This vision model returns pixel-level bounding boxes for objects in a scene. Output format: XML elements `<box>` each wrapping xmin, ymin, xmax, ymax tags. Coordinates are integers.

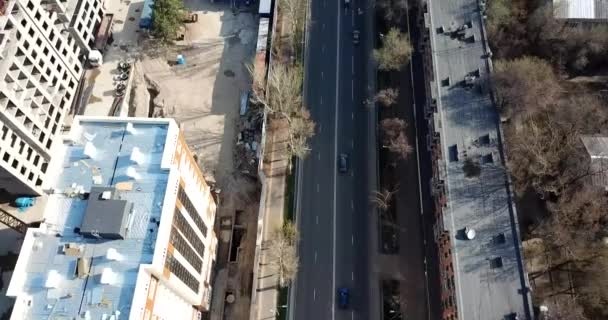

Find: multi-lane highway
<box><xmin>292</xmin><ymin>0</ymin><xmax>375</xmax><ymax>318</ymax></box>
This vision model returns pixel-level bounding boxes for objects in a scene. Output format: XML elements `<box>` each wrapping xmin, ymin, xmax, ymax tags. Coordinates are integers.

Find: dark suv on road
<box><xmin>338</xmin><ymin>287</ymin><xmax>350</xmax><ymax>309</ymax></box>
<box><xmin>338</xmin><ymin>153</ymin><xmax>349</xmax><ymax>173</ymax></box>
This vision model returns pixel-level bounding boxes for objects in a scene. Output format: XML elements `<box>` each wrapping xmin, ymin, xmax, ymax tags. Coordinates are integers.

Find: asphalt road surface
<box><xmin>292</xmin><ymin>0</ymin><xmax>374</xmax><ymax>318</ymax></box>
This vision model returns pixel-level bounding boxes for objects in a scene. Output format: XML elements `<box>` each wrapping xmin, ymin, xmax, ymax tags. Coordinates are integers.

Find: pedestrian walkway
<box><xmin>250</xmin><ymin>119</ymin><xmax>291</xmax><ymax>320</ymax></box>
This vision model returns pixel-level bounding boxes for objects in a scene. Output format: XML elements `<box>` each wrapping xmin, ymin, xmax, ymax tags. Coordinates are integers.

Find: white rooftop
<box><xmin>7</xmin><ymin>119</ymin><xmax>174</xmax><ymax>319</ymax></box>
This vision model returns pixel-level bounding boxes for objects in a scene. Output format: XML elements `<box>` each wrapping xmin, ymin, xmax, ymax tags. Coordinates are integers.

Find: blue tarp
<box><xmin>139</xmin><ymin>0</ymin><xmax>154</xmax><ymax>29</ymax></box>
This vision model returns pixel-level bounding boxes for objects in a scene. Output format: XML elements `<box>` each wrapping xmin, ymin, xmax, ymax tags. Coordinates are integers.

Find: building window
<box><xmin>26</xmin><ymin>147</ymin><xmax>32</xmax><ymax>160</ymax></box>
<box><xmin>43</xmin><ymin>47</ymin><xmax>49</xmax><ymax>55</ymax></box>
<box><xmin>2</xmin><ymin>152</ymin><xmax>9</xmax><ymax>162</ymax></box>
<box><xmin>35</xmin><ymin>178</ymin><xmax>42</xmax><ymax>186</ymax></box>
<box><xmin>177</xmin><ymin>186</ymin><xmax>208</xmax><ymax>238</ymax></box>
<box><xmin>50</xmin><ymin>56</ymin><xmax>56</xmax><ymax>64</ymax></box>
<box><xmin>34</xmin><ymin>11</ymin><xmax>40</xmax><ymax>20</ymax></box>
<box><xmin>74</xmin><ymin>65</ymin><xmax>80</xmax><ymax>73</ymax></box>
<box><xmin>18</xmin><ymin>141</ymin><xmax>25</xmax><ymax>154</ymax></box>
<box><xmin>49</xmin><ymin>31</ymin><xmax>55</xmax><ymax>41</ymax></box>
<box><xmin>28</xmin><ymin>28</ymin><xmax>34</xmax><ymax>37</ymax></box>
<box><xmin>20</xmin><ymin>19</ymin><xmax>26</xmax><ymax>27</ymax></box>
<box><xmin>10</xmin><ymin>134</ymin><xmax>16</xmax><ymax>147</ymax></box>
<box><xmin>28</xmin><ymin>172</ymin><xmax>34</xmax><ymax>181</ymax></box>
<box><xmin>45</xmin><ymin>139</ymin><xmax>52</xmax><ymax>150</ymax></box>
<box><xmin>170</xmin><ymin>227</ymin><xmax>203</xmax><ymax>272</ymax></box>
<box><xmin>41</xmin><ymin>162</ymin><xmax>48</xmax><ymax>173</ymax></box>
<box><xmin>23</xmin><ymin>41</ymin><xmax>29</xmax><ymax>50</ymax></box>
<box><xmin>42</xmin><ymin>22</ymin><xmax>48</xmax><ymax>30</ymax></box>
<box><xmin>20</xmin><ymin>166</ymin><xmax>26</xmax><ymax>175</ymax></box>
<box><xmin>164</xmin><ymin>254</ymin><xmax>200</xmax><ymax>292</ymax></box>
<box><xmin>26</xmin><ymin>1</ymin><xmax>33</xmax><ymax>10</ymax></box>
<box><xmin>36</xmin><ymin>38</ymin><xmax>42</xmax><ymax>46</ymax></box>
<box><xmin>1</xmin><ymin>126</ymin><xmax>8</xmax><ymax>140</ymax></box>
<box><xmin>172</xmin><ymin>208</ymin><xmax>205</xmax><ymax>255</ymax></box>
<box><xmin>77</xmin><ymin>22</ymin><xmax>83</xmax><ymax>32</ymax></box>
<box><xmin>33</xmin><ymin>155</ymin><xmax>39</xmax><ymax>166</ymax></box>
<box><xmin>11</xmin><ymin>159</ymin><xmax>18</xmax><ymax>169</ymax></box>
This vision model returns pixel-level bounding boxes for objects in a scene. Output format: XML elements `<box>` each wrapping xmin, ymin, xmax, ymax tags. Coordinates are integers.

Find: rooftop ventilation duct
<box><xmin>45</xmin><ymin>270</ymin><xmax>61</xmax><ymax>288</ymax></box>
<box><xmin>83</xmin><ymin>141</ymin><xmax>98</xmax><ymax>160</ymax></box>
<box><xmin>130</xmin><ymin>147</ymin><xmax>146</xmax><ymax>165</ymax></box>
<box><xmin>100</xmin><ymin>268</ymin><xmax>116</xmax><ymax>285</ymax></box>
<box><xmin>126</xmin><ymin>166</ymin><xmax>141</xmax><ymax>180</ymax></box>
<box><xmin>106</xmin><ymin>248</ymin><xmax>123</xmax><ymax>261</ymax></box>
<box><xmin>101</xmin><ymin>191</ymin><xmax>112</xmax><ymax>200</ymax></box>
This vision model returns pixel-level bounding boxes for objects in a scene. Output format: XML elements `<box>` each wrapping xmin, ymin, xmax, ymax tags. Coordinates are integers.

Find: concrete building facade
<box><xmin>6</xmin><ymin>117</ymin><xmax>218</xmax><ymax>319</ymax></box>
<box><xmin>0</xmin><ymin>0</ymin><xmax>103</xmax><ymax>196</ymax></box>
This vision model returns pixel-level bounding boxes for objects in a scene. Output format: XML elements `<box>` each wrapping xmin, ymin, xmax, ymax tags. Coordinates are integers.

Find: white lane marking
<box><xmin>322</xmin><ymin>45</ymin><xmax>325</xmax><ymax>53</ymax></box>
<box><xmin>351</xmin><ymin>271</ymin><xmax>354</xmax><ymax>280</ymax></box>
<box><xmin>323</xmin><ymin>23</ymin><xmax>325</xmax><ymax>30</ymax></box>
<box><xmin>332</xmin><ymin>0</ymin><xmax>342</xmax><ymax>318</ymax></box>
<box><xmin>319</xmin><ymin>123</ymin><xmax>322</xmax><ymax>132</ymax></box>
<box><xmin>351</xmin><ymin>310</ymin><xmax>355</xmax><ymax>320</ymax></box>
<box><xmin>351</xmin><ymin>200</ymin><xmax>354</xmax><ymax>210</ymax></box>
<box><xmin>351</xmin><ymin>11</ymin><xmax>355</xmax><ymax>27</ymax></box>
<box><xmin>351</xmin><ymin>234</ymin><xmax>354</xmax><ymax>245</ymax></box>
<box><xmin>321</xmin><ymin>71</ymin><xmax>324</xmax><ymax>80</ymax></box>
<box><xmin>351</xmin><ymin>112</ymin><xmax>354</xmax><ymax>120</ymax></box>
<box><xmin>351</xmin><ymin>139</ymin><xmax>354</xmax><ymax>148</ymax></box>
<box><xmin>316</xmin><ymin>215</ymin><xmax>319</xmax><ymax>225</ymax></box>
<box><xmin>317</xmin><ymin>184</ymin><xmax>320</xmax><ymax>193</ymax></box>
<box><xmin>351</xmin><ymin>81</ymin><xmax>354</xmax><ymax>101</ymax></box>
<box><xmin>313</xmin><ymin>288</ymin><xmax>316</xmax><ymax>301</ymax></box>
<box><xmin>320</xmin><ymin>96</ymin><xmax>323</xmax><ymax>105</ymax></box>
<box><xmin>314</xmin><ymin>251</ymin><xmax>318</xmax><ymax>263</ymax></box>
<box><xmin>352</xmin><ymin>56</ymin><xmax>354</xmax><ymax>74</ymax></box>
<box><xmin>318</xmin><ymin>152</ymin><xmax>321</xmax><ymax>160</ymax></box>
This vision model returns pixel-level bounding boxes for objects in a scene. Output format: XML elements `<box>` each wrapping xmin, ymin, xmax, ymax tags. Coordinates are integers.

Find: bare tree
<box><xmin>373</xmin><ymin>28</ymin><xmax>412</xmax><ymax>71</ymax></box>
<box><xmin>369</xmin><ymin>187</ymin><xmax>399</xmax><ymax>211</ymax></box>
<box><xmin>493</xmin><ymin>56</ymin><xmax>561</xmax><ymax>121</ymax></box>
<box><xmin>267</xmin><ymin>222</ymin><xmax>299</xmax><ymax>288</ymax></box>
<box><xmin>375</xmin><ymin>88</ymin><xmax>399</xmax><ymax>107</ymax></box>
<box><xmin>380</xmin><ymin>118</ymin><xmax>412</xmax><ymax>159</ymax></box>
<box><xmin>376</xmin><ymin>0</ymin><xmax>408</xmax><ymax>25</ymax></box>
<box><xmin>540</xmin><ymin>296</ymin><xmax>588</xmax><ymax>320</ymax></box>
<box><xmin>248</xmin><ymin>62</ymin><xmax>315</xmax><ymax>159</ymax></box>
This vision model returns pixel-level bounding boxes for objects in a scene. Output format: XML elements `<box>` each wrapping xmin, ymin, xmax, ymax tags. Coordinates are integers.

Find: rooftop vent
<box><xmin>106</xmin><ymin>248</ymin><xmax>123</xmax><ymax>261</ymax></box>
<box><xmin>465</xmin><ymin>227</ymin><xmax>476</xmax><ymax>240</ymax></box>
<box><xmin>126</xmin><ymin>166</ymin><xmax>141</xmax><ymax>180</ymax></box>
<box><xmin>83</xmin><ymin>141</ymin><xmax>98</xmax><ymax>160</ymax></box>
<box><xmin>63</xmin><ymin>243</ymin><xmax>83</xmax><ymax>256</ymax></box>
<box><xmin>83</xmin><ymin>132</ymin><xmax>96</xmax><ymax>142</ymax></box>
<box><xmin>493</xmin><ymin>233</ymin><xmax>506</xmax><ymax>245</ymax></box>
<box><xmin>45</xmin><ymin>270</ymin><xmax>61</xmax><ymax>288</ymax></box>
<box><xmin>126</xmin><ymin>122</ymin><xmax>137</xmax><ymax>135</ymax></box>
<box><xmin>130</xmin><ymin>147</ymin><xmax>146</xmax><ymax>165</ymax></box>
<box><xmin>76</xmin><ymin>257</ymin><xmax>90</xmax><ymax>279</ymax></box>
<box><xmin>490</xmin><ymin>257</ymin><xmax>503</xmax><ymax>268</ymax></box>
<box><xmin>101</xmin><ymin>191</ymin><xmax>112</xmax><ymax>200</ymax></box>
<box><xmin>100</xmin><ymin>268</ymin><xmax>116</xmax><ymax>285</ymax></box>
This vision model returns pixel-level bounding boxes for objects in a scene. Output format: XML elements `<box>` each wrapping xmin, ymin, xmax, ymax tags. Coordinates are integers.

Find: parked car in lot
<box><xmin>338</xmin><ymin>287</ymin><xmax>350</xmax><ymax>309</ymax></box>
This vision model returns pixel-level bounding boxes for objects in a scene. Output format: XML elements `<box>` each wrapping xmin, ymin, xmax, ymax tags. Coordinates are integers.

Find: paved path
<box><xmin>252</xmin><ymin>121</ymin><xmax>290</xmax><ymax>320</ymax></box>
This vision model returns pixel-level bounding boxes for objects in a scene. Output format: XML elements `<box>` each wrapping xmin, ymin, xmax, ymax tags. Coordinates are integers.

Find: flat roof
<box><xmin>8</xmin><ymin>119</ymin><xmax>172</xmax><ymax>319</ymax></box>
<box><xmin>427</xmin><ymin>0</ymin><xmax>533</xmax><ymax>318</ymax></box>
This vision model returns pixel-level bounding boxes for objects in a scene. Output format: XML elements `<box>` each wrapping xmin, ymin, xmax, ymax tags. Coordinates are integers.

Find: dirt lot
<box><xmin>134</xmin><ymin>2</ymin><xmax>258</xmax><ymax>186</ymax></box>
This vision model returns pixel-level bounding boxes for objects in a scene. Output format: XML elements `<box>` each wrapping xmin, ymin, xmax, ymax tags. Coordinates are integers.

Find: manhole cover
<box><xmin>224</xmin><ymin>70</ymin><xmax>235</xmax><ymax>77</ymax></box>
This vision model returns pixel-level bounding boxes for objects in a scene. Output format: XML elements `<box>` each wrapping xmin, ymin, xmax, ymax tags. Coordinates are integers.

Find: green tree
<box><xmin>153</xmin><ymin>0</ymin><xmax>185</xmax><ymax>43</ymax></box>
<box><xmin>373</xmin><ymin>28</ymin><xmax>412</xmax><ymax>71</ymax></box>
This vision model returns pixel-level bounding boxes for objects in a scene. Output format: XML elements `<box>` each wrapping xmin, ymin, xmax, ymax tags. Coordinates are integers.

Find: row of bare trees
<box><xmin>492</xmin><ymin>55</ymin><xmax>608</xmax><ymax>318</ymax></box>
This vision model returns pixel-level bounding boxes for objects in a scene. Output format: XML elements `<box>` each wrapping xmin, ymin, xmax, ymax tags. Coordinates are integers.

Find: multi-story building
<box><xmin>6</xmin><ymin>117</ymin><xmax>219</xmax><ymax>319</ymax></box>
<box><xmin>0</xmin><ymin>0</ymin><xmax>103</xmax><ymax>196</ymax></box>
<box><xmin>418</xmin><ymin>0</ymin><xmax>534</xmax><ymax>318</ymax></box>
